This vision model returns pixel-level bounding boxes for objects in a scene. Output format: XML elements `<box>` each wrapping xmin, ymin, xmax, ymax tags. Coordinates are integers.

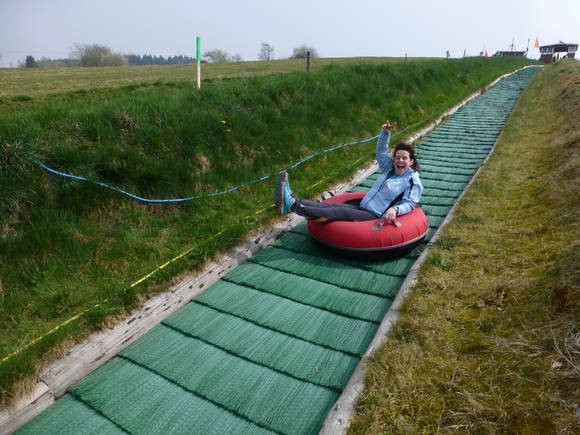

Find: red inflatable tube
<box><xmin>307</xmin><ymin>191</ymin><xmax>428</xmax><ymax>258</ymax></box>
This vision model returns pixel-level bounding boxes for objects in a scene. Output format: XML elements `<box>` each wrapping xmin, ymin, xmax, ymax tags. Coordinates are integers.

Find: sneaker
<box><xmin>275</xmin><ymin>171</ymin><xmax>295</xmax><ymax>215</ymax></box>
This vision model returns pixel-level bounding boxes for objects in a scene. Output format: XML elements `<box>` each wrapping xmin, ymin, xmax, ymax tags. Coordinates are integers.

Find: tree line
<box><xmin>20</xmin><ymin>43</ymin><xmax>319</xmax><ymax>68</ymax></box>
<box><xmin>126</xmin><ymin>54</ymin><xmax>196</xmax><ymax>66</ymax></box>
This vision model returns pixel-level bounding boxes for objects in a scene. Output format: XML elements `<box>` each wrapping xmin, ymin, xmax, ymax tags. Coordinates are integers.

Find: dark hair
<box><xmin>393</xmin><ymin>142</ymin><xmax>421</xmax><ymax>171</ymax></box>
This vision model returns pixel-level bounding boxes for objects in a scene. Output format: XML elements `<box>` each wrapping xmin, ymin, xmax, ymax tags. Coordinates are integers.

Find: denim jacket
<box><xmin>360</xmin><ymin>130</ymin><xmax>423</xmax><ymax>217</ymax></box>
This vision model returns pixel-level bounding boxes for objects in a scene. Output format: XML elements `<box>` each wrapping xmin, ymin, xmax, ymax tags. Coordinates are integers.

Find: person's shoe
<box><xmin>275</xmin><ymin>171</ymin><xmax>295</xmax><ymax>215</ymax></box>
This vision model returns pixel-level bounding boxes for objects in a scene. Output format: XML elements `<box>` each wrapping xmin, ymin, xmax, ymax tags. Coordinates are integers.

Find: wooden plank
<box><xmin>0</xmin><ymin>383</ymin><xmax>53</xmax><ymax>433</ymax></box>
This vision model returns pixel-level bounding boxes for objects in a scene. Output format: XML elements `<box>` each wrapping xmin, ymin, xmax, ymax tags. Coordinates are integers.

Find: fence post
<box><xmin>306</xmin><ymin>51</ymin><xmax>311</xmax><ymax>72</ymax></box>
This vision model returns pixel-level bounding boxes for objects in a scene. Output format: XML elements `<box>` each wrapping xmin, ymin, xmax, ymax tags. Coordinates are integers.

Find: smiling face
<box><xmin>394</xmin><ymin>149</ymin><xmax>413</xmax><ymax>175</ymax></box>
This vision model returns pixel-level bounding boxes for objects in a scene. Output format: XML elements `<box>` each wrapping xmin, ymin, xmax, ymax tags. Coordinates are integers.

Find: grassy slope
<box><xmin>0</xmin><ymin>57</ymin><xmax>426</xmax><ymax>104</ymax></box>
<box><xmin>0</xmin><ymin>57</ymin><xmax>534</xmax><ymax>407</ymax></box>
<box><xmin>348</xmin><ymin>61</ymin><xmax>579</xmax><ymax>433</ymax></box>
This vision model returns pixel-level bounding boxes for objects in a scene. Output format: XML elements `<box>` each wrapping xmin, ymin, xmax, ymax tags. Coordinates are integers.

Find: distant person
<box><xmin>275</xmin><ymin>121</ymin><xmax>423</xmax><ymax>223</ymax></box>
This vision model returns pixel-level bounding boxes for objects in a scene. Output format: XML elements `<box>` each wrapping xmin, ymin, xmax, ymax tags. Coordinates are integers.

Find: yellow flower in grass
<box><xmin>221</xmin><ymin>119</ymin><xmax>232</xmax><ymax>133</ymax></box>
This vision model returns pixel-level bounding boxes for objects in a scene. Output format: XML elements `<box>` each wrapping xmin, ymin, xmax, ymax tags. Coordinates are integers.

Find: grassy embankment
<box><xmin>0</xmin><ymin>57</ymin><xmax>430</xmax><ymax>106</ymax></box>
<box><xmin>349</xmin><ymin>61</ymin><xmax>579</xmax><ymax>433</ymax></box>
<box><xmin>0</xmin><ymin>57</ymin><xmax>534</xmax><ymax>406</ymax></box>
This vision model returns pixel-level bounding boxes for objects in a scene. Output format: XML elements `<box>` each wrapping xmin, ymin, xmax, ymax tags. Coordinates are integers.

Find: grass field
<box><xmin>0</xmin><ymin>56</ymin><xmax>536</xmax><ymax>407</ymax></box>
<box><xmin>0</xmin><ymin>57</ymin><xmax>429</xmax><ymax>105</ymax></box>
<box><xmin>348</xmin><ymin>61</ymin><xmax>579</xmax><ymax>433</ymax></box>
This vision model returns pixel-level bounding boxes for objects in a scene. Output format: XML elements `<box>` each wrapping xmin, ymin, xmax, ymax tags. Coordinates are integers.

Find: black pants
<box><xmin>293</xmin><ymin>198</ymin><xmax>378</xmax><ymax>222</ymax></box>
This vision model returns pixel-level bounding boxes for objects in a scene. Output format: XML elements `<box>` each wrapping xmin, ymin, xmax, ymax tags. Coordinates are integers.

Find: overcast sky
<box><xmin>1</xmin><ymin>0</ymin><xmax>578</xmax><ymax>67</ymax></box>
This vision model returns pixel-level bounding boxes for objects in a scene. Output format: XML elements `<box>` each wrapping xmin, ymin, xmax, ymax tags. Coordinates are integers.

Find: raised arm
<box><xmin>376</xmin><ymin>121</ymin><xmax>395</xmax><ymax>173</ymax></box>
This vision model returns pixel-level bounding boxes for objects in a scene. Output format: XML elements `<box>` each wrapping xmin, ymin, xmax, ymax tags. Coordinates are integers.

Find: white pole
<box><xmin>196</xmin><ymin>36</ymin><xmax>201</xmax><ymax>89</ymax></box>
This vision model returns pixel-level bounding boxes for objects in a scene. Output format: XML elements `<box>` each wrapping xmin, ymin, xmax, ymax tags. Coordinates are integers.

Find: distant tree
<box><xmin>25</xmin><ymin>55</ymin><xmax>38</xmax><ymax>68</ymax></box>
<box><xmin>126</xmin><ymin>54</ymin><xmax>140</xmax><ymax>66</ymax></box>
<box><xmin>258</xmin><ymin>43</ymin><xmax>275</xmax><ymax>61</ymax></box>
<box><xmin>290</xmin><ymin>45</ymin><xmax>318</xmax><ymax>59</ymax></box>
<box><xmin>203</xmin><ymin>49</ymin><xmax>229</xmax><ymax>63</ymax></box>
<box><xmin>230</xmin><ymin>53</ymin><xmax>243</xmax><ymax>62</ymax></box>
<box><xmin>101</xmin><ymin>52</ymin><xmax>127</xmax><ymax>66</ymax></box>
<box><xmin>71</xmin><ymin>43</ymin><xmax>107</xmax><ymax>67</ymax></box>
<box><xmin>72</xmin><ymin>43</ymin><xmax>127</xmax><ymax>67</ymax></box>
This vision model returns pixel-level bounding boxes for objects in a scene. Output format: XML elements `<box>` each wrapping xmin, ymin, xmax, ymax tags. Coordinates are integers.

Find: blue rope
<box><xmin>34</xmin><ymin>134</ymin><xmax>380</xmax><ymax>203</ymax></box>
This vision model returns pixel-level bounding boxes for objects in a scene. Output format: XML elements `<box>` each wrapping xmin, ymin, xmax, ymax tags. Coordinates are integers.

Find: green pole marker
<box><xmin>196</xmin><ymin>36</ymin><xmax>201</xmax><ymax>88</ymax></box>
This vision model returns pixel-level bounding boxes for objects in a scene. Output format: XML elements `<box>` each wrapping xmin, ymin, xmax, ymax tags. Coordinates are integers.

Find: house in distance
<box><xmin>539</xmin><ymin>41</ymin><xmax>578</xmax><ymax>62</ymax></box>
